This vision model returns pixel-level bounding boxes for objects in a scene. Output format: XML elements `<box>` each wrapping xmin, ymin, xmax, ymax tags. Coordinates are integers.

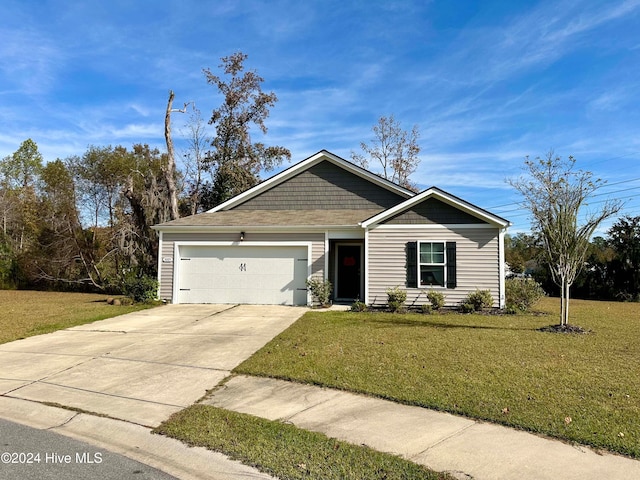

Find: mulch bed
<box><xmin>538</xmin><ymin>323</ymin><xmax>592</xmax><ymax>334</ymax></box>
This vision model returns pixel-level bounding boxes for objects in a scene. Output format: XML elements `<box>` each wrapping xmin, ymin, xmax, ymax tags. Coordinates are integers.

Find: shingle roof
<box><xmin>155</xmin><ymin>209</ymin><xmax>384</xmax><ymax>228</ymax></box>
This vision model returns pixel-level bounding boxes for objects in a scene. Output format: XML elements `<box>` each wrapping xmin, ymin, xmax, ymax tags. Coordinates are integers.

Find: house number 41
<box><xmin>239</xmin><ymin>263</ymin><xmax>247</xmax><ymax>271</ymax></box>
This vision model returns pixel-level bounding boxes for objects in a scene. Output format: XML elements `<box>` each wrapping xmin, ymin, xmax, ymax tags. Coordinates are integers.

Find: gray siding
<box><xmin>159</xmin><ymin>232</ymin><xmax>325</xmax><ymax>303</ymax></box>
<box><xmin>234</xmin><ymin>161</ymin><xmax>406</xmax><ymax>210</ymax></box>
<box><xmin>383</xmin><ymin>198</ymin><xmax>485</xmax><ymax>224</ymax></box>
<box><xmin>367</xmin><ymin>226</ymin><xmax>501</xmax><ymax>308</ymax></box>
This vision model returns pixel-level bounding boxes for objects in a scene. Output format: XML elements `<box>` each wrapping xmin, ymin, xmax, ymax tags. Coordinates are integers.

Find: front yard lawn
<box><xmin>235</xmin><ymin>297</ymin><xmax>640</xmax><ymax>458</ymax></box>
<box><xmin>0</xmin><ymin>290</ymin><xmax>152</xmax><ymax>345</ymax></box>
<box><xmin>156</xmin><ymin>404</ymin><xmax>452</xmax><ymax>480</ymax></box>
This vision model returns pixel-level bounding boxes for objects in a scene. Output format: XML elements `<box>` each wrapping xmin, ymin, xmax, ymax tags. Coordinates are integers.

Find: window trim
<box><xmin>418</xmin><ymin>241</ymin><xmax>447</xmax><ymax>288</ymax></box>
<box><xmin>406</xmin><ymin>241</ymin><xmax>456</xmax><ymax>290</ymax></box>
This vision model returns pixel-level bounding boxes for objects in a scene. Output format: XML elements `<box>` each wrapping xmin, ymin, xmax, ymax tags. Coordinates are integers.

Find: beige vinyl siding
<box><xmin>367</xmin><ymin>226</ymin><xmax>501</xmax><ymax>308</ymax></box>
<box><xmin>159</xmin><ymin>237</ymin><xmax>174</xmax><ymax>300</ymax></box>
<box><xmin>158</xmin><ymin>232</ymin><xmax>325</xmax><ymax>302</ymax></box>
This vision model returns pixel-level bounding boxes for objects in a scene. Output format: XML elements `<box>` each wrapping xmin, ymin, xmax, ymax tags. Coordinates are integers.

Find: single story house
<box><xmin>153</xmin><ymin>150</ymin><xmax>510</xmax><ymax>308</ymax></box>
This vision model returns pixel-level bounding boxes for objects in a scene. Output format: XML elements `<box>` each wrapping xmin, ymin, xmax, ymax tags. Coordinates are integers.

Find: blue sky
<box><xmin>2</xmin><ymin>0</ymin><xmax>640</xmax><ymax>234</ymax></box>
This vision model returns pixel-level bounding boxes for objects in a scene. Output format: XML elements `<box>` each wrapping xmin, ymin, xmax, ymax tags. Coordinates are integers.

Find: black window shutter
<box><xmin>446</xmin><ymin>242</ymin><xmax>457</xmax><ymax>289</ymax></box>
<box><xmin>406</xmin><ymin>242</ymin><xmax>417</xmax><ymax>288</ymax></box>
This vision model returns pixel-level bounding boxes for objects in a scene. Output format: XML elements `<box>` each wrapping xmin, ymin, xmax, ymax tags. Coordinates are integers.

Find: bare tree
<box><xmin>181</xmin><ymin>105</ymin><xmax>211</xmax><ymax>215</ymax></box>
<box><xmin>351</xmin><ymin>115</ymin><xmax>421</xmax><ymax>191</ymax></box>
<box><xmin>164</xmin><ymin>90</ymin><xmax>189</xmax><ymax>220</ymax></box>
<box><xmin>509</xmin><ymin>152</ymin><xmax>622</xmax><ymax>327</ymax></box>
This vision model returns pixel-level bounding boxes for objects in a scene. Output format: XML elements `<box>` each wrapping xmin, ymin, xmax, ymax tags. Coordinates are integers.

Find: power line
<box><xmin>579</xmin><ymin>152</ymin><xmax>640</xmax><ymax>168</ymax></box>
<box><xmin>489</xmin><ymin>178</ymin><xmax>640</xmax><ymax>212</ymax></box>
<box><xmin>502</xmin><ymin>193</ymin><xmax>640</xmax><ymax>221</ymax></box>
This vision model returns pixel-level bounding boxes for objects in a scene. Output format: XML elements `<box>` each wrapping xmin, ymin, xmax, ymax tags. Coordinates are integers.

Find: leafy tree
<box><xmin>67</xmin><ymin>144</ymin><xmax>169</xmax><ymax>290</ymax></box>
<box><xmin>351</xmin><ymin>115</ymin><xmax>421</xmax><ymax>191</ymax></box>
<box><xmin>0</xmin><ymin>231</ymin><xmax>16</xmax><ymax>288</ymax></box>
<box><xmin>202</xmin><ymin>52</ymin><xmax>291</xmax><ymax>208</ymax></box>
<box><xmin>68</xmin><ymin>145</ymin><xmax>131</xmax><ymax>231</ymax></box>
<box><xmin>36</xmin><ymin>159</ymin><xmax>86</xmax><ymax>286</ymax></box>
<box><xmin>67</xmin><ymin>147</ymin><xmax>131</xmax><ymax>288</ymax></box>
<box><xmin>607</xmin><ymin>215</ymin><xmax>640</xmax><ymax>300</ymax></box>
<box><xmin>121</xmin><ymin>143</ymin><xmax>171</xmax><ymax>275</ymax></box>
<box><xmin>509</xmin><ymin>152</ymin><xmax>622</xmax><ymax>327</ymax></box>
<box><xmin>0</xmin><ymin>138</ymin><xmax>43</xmax><ymax>189</ymax></box>
<box><xmin>0</xmin><ymin>139</ymin><xmax>44</xmax><ymax>254</ymax></box>
<box><xmin>505</xmin><ymin>232</ymin><xmax>542</xmax><ymax>275</ymax></box>
<box><xmin>0</xmin><ymin>178</ymin><xmax>18</xmax><ymax>237</ymax></box>
<box><xmin>572</xmin><ymin>236</ymin><xmax>616</xmax><ymax>300</ymax></box>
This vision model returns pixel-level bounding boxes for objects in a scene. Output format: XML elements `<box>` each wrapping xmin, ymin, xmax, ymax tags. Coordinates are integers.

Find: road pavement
<box><xmin>0</xmin><ymin>418</ymin><xmax>177</xmax><ymax>480</ymax></box>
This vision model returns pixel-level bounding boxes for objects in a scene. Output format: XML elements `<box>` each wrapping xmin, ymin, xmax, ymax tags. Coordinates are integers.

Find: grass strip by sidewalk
<box><xmin>235</xmin><ymin>297</ymin><xmax>640</xmax><ymax>458</ymax></box>
<box><xmin>155</xmin><ymin>404</ymin><xmax>452</xmax><ymax>480</ymax></box>
<box><xmin>0</xmin><ymin>290</ymin><xmax>152</xmax><ymax>345</ymax></box>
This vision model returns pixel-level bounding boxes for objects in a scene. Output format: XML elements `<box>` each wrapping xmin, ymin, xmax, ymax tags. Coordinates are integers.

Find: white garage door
<box><xmin>176</xmin><ymin>245</ymin><xmax>309</xmax><ymax>305</ymax></box>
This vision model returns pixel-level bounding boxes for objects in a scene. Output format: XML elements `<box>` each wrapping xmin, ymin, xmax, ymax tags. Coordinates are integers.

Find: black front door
<box><xmin>336</xmin><ymin>244</ymin><xmax>362</xmax><ymax>300</ymax></box>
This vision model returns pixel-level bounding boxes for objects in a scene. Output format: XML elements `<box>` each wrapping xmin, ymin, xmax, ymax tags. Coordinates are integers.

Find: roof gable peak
<box><xmin>207</xmin><ymin>150</ymin><xmax>414</xmax><ymax>212</ymax></box>
<box><xmin>361</xmin><ymin>186</ymin><xmax>510</xmax><ymax>228</ymax></box>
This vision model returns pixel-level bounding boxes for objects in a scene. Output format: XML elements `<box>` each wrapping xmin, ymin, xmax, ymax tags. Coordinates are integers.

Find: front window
<box><xmin>419</xmin><ymin>242</ymin><xmax>445</xmax><ymax>287</ymax></box>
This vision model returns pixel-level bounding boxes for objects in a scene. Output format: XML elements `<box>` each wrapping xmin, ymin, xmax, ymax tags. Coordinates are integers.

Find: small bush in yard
<box><xmin>386</xmin><ymin>286</ymin><xmax>407</xmax><ymax>313</ymax></box>
<box><xmin>462</xmin><ymin>289</ymin><xmax>493</xmax><ymax>312</ymax></box>
<box><xmin>426</xmin><ymin>290</ymin><xmax>446</xmax><ymax>310</ymax></box>
<box><xmin>306</xmin><ymin>277</ymin><xmax>333</xmax><ymax>307</ymax></box>
<box><xmin>505</xmin><ymin>277</ymin><xmax>546</xmax><ymax>312</ymax></box>
<box><xmin>421</xmin><ymin>304</ymin><xmax>432</xmax><ymax>314</ymax></box>
<box><xmin>350</xmin><ymin>299</ymin><xmax>368</xmax><ymax>312</ymax></box>
<box><xmin>459</xmin><ymin>302</ymin><xmax>476</xmax><ymax>314</ymax></box>
<box><xmin>122</xmin><ymin>274</ymin><xmax>158</xmax><ymax>303</ymax></box>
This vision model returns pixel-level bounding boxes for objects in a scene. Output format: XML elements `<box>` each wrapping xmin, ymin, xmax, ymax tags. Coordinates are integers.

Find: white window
<box><xmin>419</xmin><ymin>242</ymin><xmax>446</xmax><ymax>287</ymax></box>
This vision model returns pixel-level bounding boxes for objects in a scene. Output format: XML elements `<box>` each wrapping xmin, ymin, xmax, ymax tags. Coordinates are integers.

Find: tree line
<box><xmin>0</xmin><ymin>141</ymin><xmax>169</xmax><ymax>291</ymax></box>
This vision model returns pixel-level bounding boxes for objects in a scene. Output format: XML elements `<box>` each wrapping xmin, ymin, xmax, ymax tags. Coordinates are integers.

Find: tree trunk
<box><xmin>558</xmin><ymin>279</ymin><xmax>571</xmax><ymax>326</ymax></box>
<box><xmin>164</xmin><ymin>90</ymin><xmax>180</xmax><ymax>221</ymax></box>
<box><xmin>564</xmin><ymin>282</ymin><xmax>571</xmax><ymax>326</ymax></box>
<box><xmin>559</xmin><ymin>294</ymin><xmax>564</xmax><ymax>326</ymax></box>
<box><xmin>559</xmin><ymin>276</ymin><xmax>569</xmax><ymax>326</ymax></box>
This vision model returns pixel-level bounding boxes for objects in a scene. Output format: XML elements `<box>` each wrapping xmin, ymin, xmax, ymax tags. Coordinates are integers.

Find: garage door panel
<box><xmin>176</xmin><ymin>245</ymin><xmax>308</xmax><ymax>305</ymax></box>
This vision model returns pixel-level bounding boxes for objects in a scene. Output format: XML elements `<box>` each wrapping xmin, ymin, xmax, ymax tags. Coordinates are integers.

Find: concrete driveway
<box><xmin>0</xmin><ymin>304</ymin><xmax>305</xmax><ymax>427</ymax></box>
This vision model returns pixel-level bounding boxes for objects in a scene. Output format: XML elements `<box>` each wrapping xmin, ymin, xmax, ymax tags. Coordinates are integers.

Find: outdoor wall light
<box><xmin>240</xmin><ymin>231</ymin><xmax>245</xmax><ymax>242</ymax></box>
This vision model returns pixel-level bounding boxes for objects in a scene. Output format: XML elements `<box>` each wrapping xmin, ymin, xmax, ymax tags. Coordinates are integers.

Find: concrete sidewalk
<box><xmin>204</xmin><ymin>375</ymin><xmax>640</xmax><ymax>480</ymax></box>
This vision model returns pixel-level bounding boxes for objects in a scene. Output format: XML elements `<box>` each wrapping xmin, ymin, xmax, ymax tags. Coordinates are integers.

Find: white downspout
<box><xmin>364</xmin><ymin>227</ymin><xmax>369</xmax><ymax>304</ymax></box>
<box><xmin>498</xmin><ymin>226</ymin><xmax>508</xmax><ymax>309</ymax></box>
<box><xmin>324</xmin><ymin>230</ymin><xmax>329</xmax><ymax>281</ymax></box>
<box><xmin>156</xmin><ymin>230</ymin><xmax>163</xmax><ymax>301</ymax></box>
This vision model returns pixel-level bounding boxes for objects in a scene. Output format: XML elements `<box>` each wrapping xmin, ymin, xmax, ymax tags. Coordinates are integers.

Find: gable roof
<box><xmin>360</xmin><ymin>186</ymin><xmax>510</xmax><ymax>228</ymax></box>
<box><xmin>207</xmin><ymin>150</ymin><xmax>415</xmax><ymax>212</ymax></box>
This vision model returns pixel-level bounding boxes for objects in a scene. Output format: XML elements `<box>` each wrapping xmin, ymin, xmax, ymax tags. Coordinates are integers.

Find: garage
<box><xmin>175</xmin><ymin>244</ymin><xmax>309</xmax><ymax>305</ymax></box>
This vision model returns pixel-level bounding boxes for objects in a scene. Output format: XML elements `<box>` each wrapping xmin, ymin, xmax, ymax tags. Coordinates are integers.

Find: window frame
<box><xmin>418</xmin><ymin>241</ymin><xmax>447</xmax><ymax>288</ymax></box>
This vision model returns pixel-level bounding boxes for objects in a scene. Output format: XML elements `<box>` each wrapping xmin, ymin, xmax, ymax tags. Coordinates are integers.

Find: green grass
<box><xmin>235</xmin><ymin>297</ymin><xmax>640</xmax><ymax>458</ymax></box>
<box><xmin>0</xmin><ymin>290</ymin><xmax>153</xmax><ymax>344</ymax></box>
<box><xmin>155</xmin><ymin>404</ymin><xmax>452</xmax><ymax>480</ymax></box>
